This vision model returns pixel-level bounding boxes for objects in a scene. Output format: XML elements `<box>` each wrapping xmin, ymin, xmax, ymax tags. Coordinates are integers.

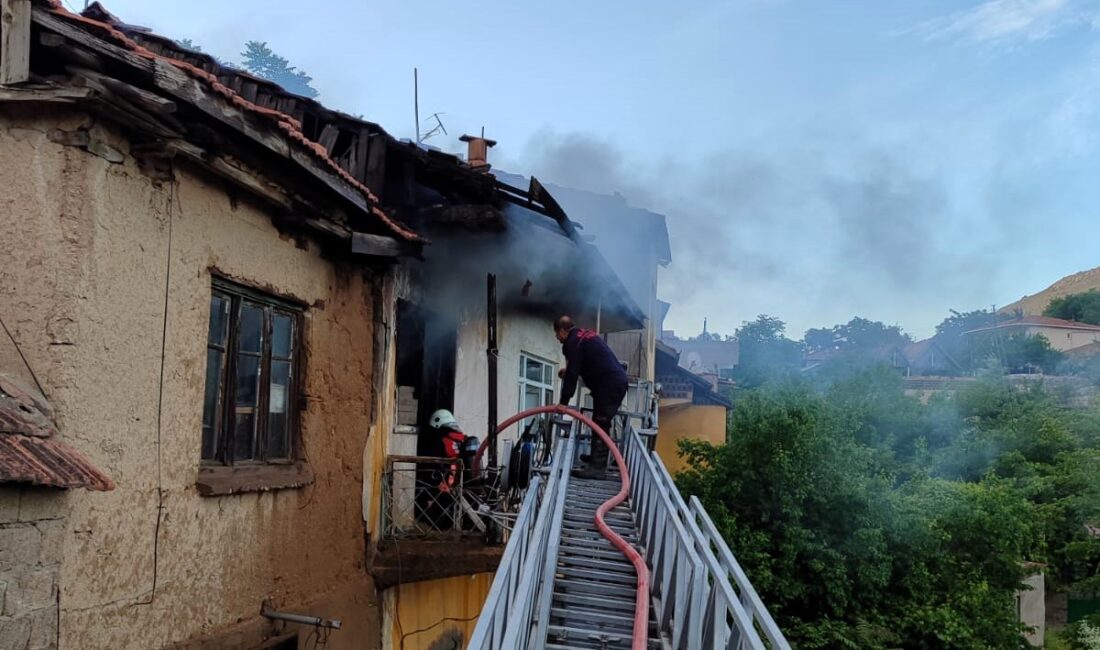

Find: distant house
<box><xmin>964</xmin><ymin>316</ymin><xmax>1100</xmax><ymax>353</ymax></box>
<box><xmin>904</xmin><ymin>338</ymin><xmax>965</xmax><ymax>376</ymax></box>
<box><xmin>802</xmin><ymin>344</ymin><xmax>912</xmax><ymax>375</ymax></box>
<box><xmin>653</xmin><ymin>341</ymin><xmax>733</xmax><ymax>473</ymax></box>
<box><xmin>665</xmin><ymin>337</ymin><xmax>741</xmax><ymax>377</ymax></box>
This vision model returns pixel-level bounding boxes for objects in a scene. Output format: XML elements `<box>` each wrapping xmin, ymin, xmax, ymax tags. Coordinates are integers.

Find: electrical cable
<box><xmin>134</xmin><ymin>177</ymin><xmax>177</xmax><ymax>607</ymax></box>
<box><xmin>0</xmin><ymin>315</ymin><xmax>47</xmax><ymax>398</ymax></box>
<box><xmin>399</xmin><ymin>614</ymin><xmax>479</xmax><ymax>650</ymax></box>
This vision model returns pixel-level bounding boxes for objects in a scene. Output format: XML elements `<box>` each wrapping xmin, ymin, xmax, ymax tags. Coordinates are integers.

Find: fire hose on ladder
<box><xmin>475</xmin><ymin>404</ymin><xmax>651</xmax><ymax>650</ymax></box>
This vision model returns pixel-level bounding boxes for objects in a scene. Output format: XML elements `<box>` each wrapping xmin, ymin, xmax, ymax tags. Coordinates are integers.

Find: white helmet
<box><xmin>429</xmin><ymin>409</ymin><xmax>459</xmax><ymax>430</ymax></box>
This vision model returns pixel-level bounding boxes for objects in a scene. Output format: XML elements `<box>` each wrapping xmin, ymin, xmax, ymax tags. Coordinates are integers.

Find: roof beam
<box><xmin>351</xmin><ymin>232</ymin><xmax>420</xmax><ymax>259</ymax></box>
<box><xmin>31</xmin><ymin>9</ymin><xmax>397</xmax><ymax>237</ymax></box>
<box><xmin>1</xmin><ymin>0</ymin><xmax>31</xmax><ymax>85</ymax></box>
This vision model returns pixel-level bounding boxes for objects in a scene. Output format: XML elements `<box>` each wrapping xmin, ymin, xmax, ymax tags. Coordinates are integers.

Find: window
<box><xmin>518</xmin><ymin>353</ymin><xmax>557</xmax><ymax>422</ymax></box>
<box><xmin>202</xmin><ymin>279</ymin><xmax>302</xmax><ymax>465</ymax></box>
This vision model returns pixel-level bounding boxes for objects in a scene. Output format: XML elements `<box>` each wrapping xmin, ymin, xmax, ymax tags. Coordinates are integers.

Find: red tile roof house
<box><xmin>0</xmin><ymin>2</ymin><xmax>646</xmax><ymax>648</ymax></box>
<box><xmin>964</xmin><ymin>315</ymin><xmax>1100</xmax><ymax>353</ymax></box>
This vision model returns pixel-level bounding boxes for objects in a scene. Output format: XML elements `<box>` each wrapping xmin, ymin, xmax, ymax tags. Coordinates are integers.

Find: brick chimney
<box><xmin>460</xmin><ymin>133</ymin><xmax>497</xmax><ymax>172</ymax></box>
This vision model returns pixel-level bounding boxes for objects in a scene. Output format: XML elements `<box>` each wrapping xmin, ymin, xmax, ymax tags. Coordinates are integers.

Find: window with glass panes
<box><xmin>518</xmin><ymin>353</ymin><xmax>557</xmax><ymax>418</ymax></box>
<box><xmin>202</xmin><ymin>279</ymin><xmax>301</xmax><ymax>465</ymax></box>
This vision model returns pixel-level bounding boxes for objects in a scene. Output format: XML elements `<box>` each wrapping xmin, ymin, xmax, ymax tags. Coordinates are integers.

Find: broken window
<box><xmin>202</xmin><ymin>278</ymin><xmax>302</xmax><ymax>465</ymax></box>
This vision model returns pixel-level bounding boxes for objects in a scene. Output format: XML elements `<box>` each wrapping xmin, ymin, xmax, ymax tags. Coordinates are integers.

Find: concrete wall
<box><xmin>654</xmin><ymin>403</ymin><xmax>727</xmax><ymax>475</ymax></box>
<box><xmin>0</xmin><ymin>488</ymin><xmax>64</xmax><ymax>650</ymax></box>
<box><xmin>1018</xmin><ymin>571</ymin><xmax>1045</xmax><ymax>647</ymax></box>
<box><xmin>380</xmin><ymin>573</ymin><xmax>493</xmax><ymax>650</ymax></box>
<box><xmin>0</xmin><ymin>106</ymin><xmax>381</xmax><ymax>649</ymax></box>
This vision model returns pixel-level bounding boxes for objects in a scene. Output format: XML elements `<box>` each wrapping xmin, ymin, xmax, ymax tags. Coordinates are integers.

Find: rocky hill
<box><xmin>1001</xmin><ymin>266</ymin><xmax>1100</xmax><ymax>316</ymax></box>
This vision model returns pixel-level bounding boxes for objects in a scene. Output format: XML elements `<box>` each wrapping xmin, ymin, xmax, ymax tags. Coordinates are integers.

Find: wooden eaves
<box><xmin>1</xmin><ymin>1</ymin><xmax>424</xmax><ymax>259</ymax></box>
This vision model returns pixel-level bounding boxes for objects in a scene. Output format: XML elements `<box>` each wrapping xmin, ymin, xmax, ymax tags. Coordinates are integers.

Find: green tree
<box><xmin>1045</xmin><ymin>291</ymin><xmax>1100</xmax><ymax>325</ymax></box>
<box><xmin>675</xmin><ymin>380</ymin><xmax>1042</xmax><ymax>648</ymax></box>
<box><xmin>240</xmin><ymin>41</ymin><xmax>319</xmax><ymax>98</ymax></box>
<box><xmin>968</xmin><ymin>332</ymin><xmax>1064</xmax><ymax>374</ymax></box>
<box><xmin>933</xmin><ymin>309</ymin><xmax>1004</xmax><ymax>371</ymax></box>
<box><xmin>731</xmin><ymin>315</ymin><xmax>802</xmax><ymax>388</ymax></box>
<box><xmin>804</xmin><ymin>317</ymin><xmax>910</xmax><ymax>354</ymax></box>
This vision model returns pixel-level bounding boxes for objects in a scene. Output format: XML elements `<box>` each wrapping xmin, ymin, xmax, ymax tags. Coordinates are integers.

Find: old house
<box><xmin>652</xmin><ymin>341</ymin><xmax>733</xmax><ymax>474</ymax></box>
<box><xmin>663</xmin><ymin>335</ymin><xmax>741</xmax><ymax>378</ymax></box>
<box><xmin>964</xmin><ymin>315</ymin><xmax>1100</xmax><ymax>353</ymax></box>
<box><xmin>493</xmin><ymin>173</ymin><xmax>672</xmax><ymax>385</ymax></box>
<box><xmin>902</xmin><ymin>337</ymin><xmax>964</xmax><ymax>376</ymax></box>
<box><xmin>0</xmin><ymin>2</ymin><xmax>648</xmax><ymax>648</ymax></box>
<box><xmin>371</xmin><ymin>147</ymin><xmax>646</xmax><ymax>649</ymax></box>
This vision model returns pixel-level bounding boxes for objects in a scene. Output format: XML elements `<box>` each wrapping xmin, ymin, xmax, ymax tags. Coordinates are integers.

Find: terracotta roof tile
<box><xmin>39</xmin><ymin>0</ymin><xmax>421</xmax><ymax>242</ymax></box>
<box><xmin>0</xmin><ymin>375</ymin><xmax>113</xmax><ymax>491</ymax></box>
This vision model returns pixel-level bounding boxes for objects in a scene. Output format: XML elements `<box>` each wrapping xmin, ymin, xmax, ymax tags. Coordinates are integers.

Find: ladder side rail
<box><xmin>466</xmin><ymin>472</ymin><xmax>542</xmax><ymax>649</ymax></box>
<box><xmin>499</xmin><ymin>434</ymin><xmax>573</xmax><ymax>649</ymax></box>
<box><xmin>649</xmin><ymin>450</ymin><xmax>768</xmax><ymax>650</ymax></box>
<box><xmin>689</xmin><ymin>496</ymin><xmax>791</xmax><ymax>650</ymax></box>
<box><xmin>624</xmin><ymin>425</ymin><xmax>707</xmax><ymax>650</ymax></box>
<box><xmin>531</xmin><ymin>434</ymin><xmax>576</xmax><ymax>645</ymax></box>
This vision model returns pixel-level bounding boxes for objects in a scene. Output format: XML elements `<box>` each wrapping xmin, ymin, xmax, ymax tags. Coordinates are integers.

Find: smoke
<box><xmin>412</xmin><ymin>211</ymin><xmax>611</xmax><ymax>326</ymax></box>
<box><xmin>499</xmin><ymin>125</ymin><xmax>1031</xmax><ymax>339</ymax></box>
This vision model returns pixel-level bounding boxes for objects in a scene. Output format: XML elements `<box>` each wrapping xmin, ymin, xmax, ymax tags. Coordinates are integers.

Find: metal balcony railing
<box><xmin>380</xmin><ymin>455</ymin><xmax>472</xmax><ymax>537</ymax></box>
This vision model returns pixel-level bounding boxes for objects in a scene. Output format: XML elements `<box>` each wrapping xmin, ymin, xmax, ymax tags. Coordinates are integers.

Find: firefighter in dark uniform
<box><xmin>554</xmin><ymin>315</ymin><xmax>628</xmax><ymax>479</ymax></box>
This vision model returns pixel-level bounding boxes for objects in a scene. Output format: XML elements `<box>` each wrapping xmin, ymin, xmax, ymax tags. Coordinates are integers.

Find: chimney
<box><xmin>460</xmin><ymin>133</ymin><xmax>497</xmax><ymax>172</ymax></box>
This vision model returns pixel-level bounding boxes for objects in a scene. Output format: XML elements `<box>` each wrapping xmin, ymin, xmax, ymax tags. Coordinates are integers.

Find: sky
<box><xmin>81</xmin><ymin>0</ymin><xmax>1100</xmax><ymax>339</ymax></box>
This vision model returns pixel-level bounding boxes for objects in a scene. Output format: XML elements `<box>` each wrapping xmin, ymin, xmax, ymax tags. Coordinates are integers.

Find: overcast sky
<box><xmin>86</xmin><ymin>0</ymin><xmax>1100</xmax><ymax>339</ymax></box>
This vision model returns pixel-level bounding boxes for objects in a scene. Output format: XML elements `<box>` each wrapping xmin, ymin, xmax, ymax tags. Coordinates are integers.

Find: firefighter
<box><xmin>554</xmin><ymin>315</ymin><xmax>628</xmax><ymax>479</ymax></box>
<box><xmin>429</xmin><ymin>409</ymin><xmax>466</xmax><ymax>493</ymax></box>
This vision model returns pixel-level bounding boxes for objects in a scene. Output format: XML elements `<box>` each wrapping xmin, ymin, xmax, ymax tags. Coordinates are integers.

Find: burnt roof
<box><xmin>22</xmin><ymin>1</ymin><xmax>512</xmax><ymax>248</ymax></box>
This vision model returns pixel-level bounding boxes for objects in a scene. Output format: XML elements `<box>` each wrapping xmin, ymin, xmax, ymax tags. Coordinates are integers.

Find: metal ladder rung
<box><xmin>558</xmin><ymin>554</ymin><xmax>637</xmax><ymax>574</ymax></box>
<box><xmin>552</xmin><ymin>591</ymin><xmax>636</xmax><ymax>614</ymax></box>
<box><xmin>553</xmin><ymin>577</ymin><xmax>638</xmax><ymax>599</ymax></box>
<box><xmin>556</xmin><ymin>565</ymin><xmax>639</xmax><ymax>585</ymax></box>
<box><xmin>551</xmin><ymin>607</ymin><xmax>659</xmax><ymax>633</ymax></box>
<box><xmin>559</xmin><ymin>545</ymin><xmax>638</xmax><ymax>562</ymax></box>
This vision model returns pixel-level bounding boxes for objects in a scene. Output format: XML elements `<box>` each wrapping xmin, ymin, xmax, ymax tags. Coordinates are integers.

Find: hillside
<box><xmin>1001</xmin><ymin>265</ymin><xmax>1100</xmax><ymax>316</ymax></box>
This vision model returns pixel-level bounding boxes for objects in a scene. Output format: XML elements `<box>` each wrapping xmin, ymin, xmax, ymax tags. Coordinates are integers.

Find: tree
<box><xmin>1045</xmin><ymin>291</ymin><xmax>1100</xmax><ymax>325</ymax></box>
<box><xmin>803</xmin><ymin>317</ymin><xmax>910</xmax><ymax>354</ymax></box>
<box><xmin>934</xmin><ymin>309</ymin><xmax>1000</xmax><ymax>366</ymax></box>
<box><xmin>967</xmin><ymin>332</ymin><xmax>1064</xmax><ymax>374</ymax></box>
<box><xmin>675</xmin><ymin>378</ymin><xmax>1042</xmax><ymax>648</ymax></box>
<box><xmin>731</xmin><ymin>315</ymin><xmax>802</xmax><ymax>388</ymax></box>
<box><xmin>240</xmin><ymin>41</ymin><xmax>319</xmax><ymax>98</ymax></box>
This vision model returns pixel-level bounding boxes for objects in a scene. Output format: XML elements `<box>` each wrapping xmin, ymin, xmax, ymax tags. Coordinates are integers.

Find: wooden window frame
<box><xmin>201</xmin><ymin>277</ymin><xmax>305</xmax><ymax>471</ymax></box>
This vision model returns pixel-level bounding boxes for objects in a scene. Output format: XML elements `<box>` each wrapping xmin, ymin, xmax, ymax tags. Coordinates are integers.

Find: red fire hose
<box><xmin>476</xmin><ymin>405</ymin><xmax>650</xmax><ymax>650</ymax></box>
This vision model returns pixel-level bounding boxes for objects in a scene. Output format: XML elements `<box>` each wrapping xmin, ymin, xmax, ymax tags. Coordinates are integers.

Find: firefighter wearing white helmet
<box><xmin>429</xmin><ymin>409</ymin><xmax>459</xmax><ymax>431</ymax></box>
<box><xmin>429</xmin><ymin>409</ymin><xmax>466</xmax><ymax>494</ymax></box>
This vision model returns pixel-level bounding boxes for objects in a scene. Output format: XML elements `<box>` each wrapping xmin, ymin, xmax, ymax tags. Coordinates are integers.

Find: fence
<box><xmin>380</xmin><ymin>455</ymin><xmax>472</xmax><ymax>537</ymax></box>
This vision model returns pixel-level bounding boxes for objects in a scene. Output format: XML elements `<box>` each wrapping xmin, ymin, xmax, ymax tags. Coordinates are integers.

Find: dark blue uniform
<box><xmin>559</xmin><ymin>328</ymin><xmax>628</xmax><ymax>472</ymax></box>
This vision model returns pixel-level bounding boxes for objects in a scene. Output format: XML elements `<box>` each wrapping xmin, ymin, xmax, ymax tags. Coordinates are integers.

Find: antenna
<box><xmin>414</xmin><ymin>68</ymin><xmax>420</xmax><ymax>144</ymax></box>
<box><xmin>420</xmin><ymin>113</ymin><xmax>448</xmax><ymax>143</ymax></box>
